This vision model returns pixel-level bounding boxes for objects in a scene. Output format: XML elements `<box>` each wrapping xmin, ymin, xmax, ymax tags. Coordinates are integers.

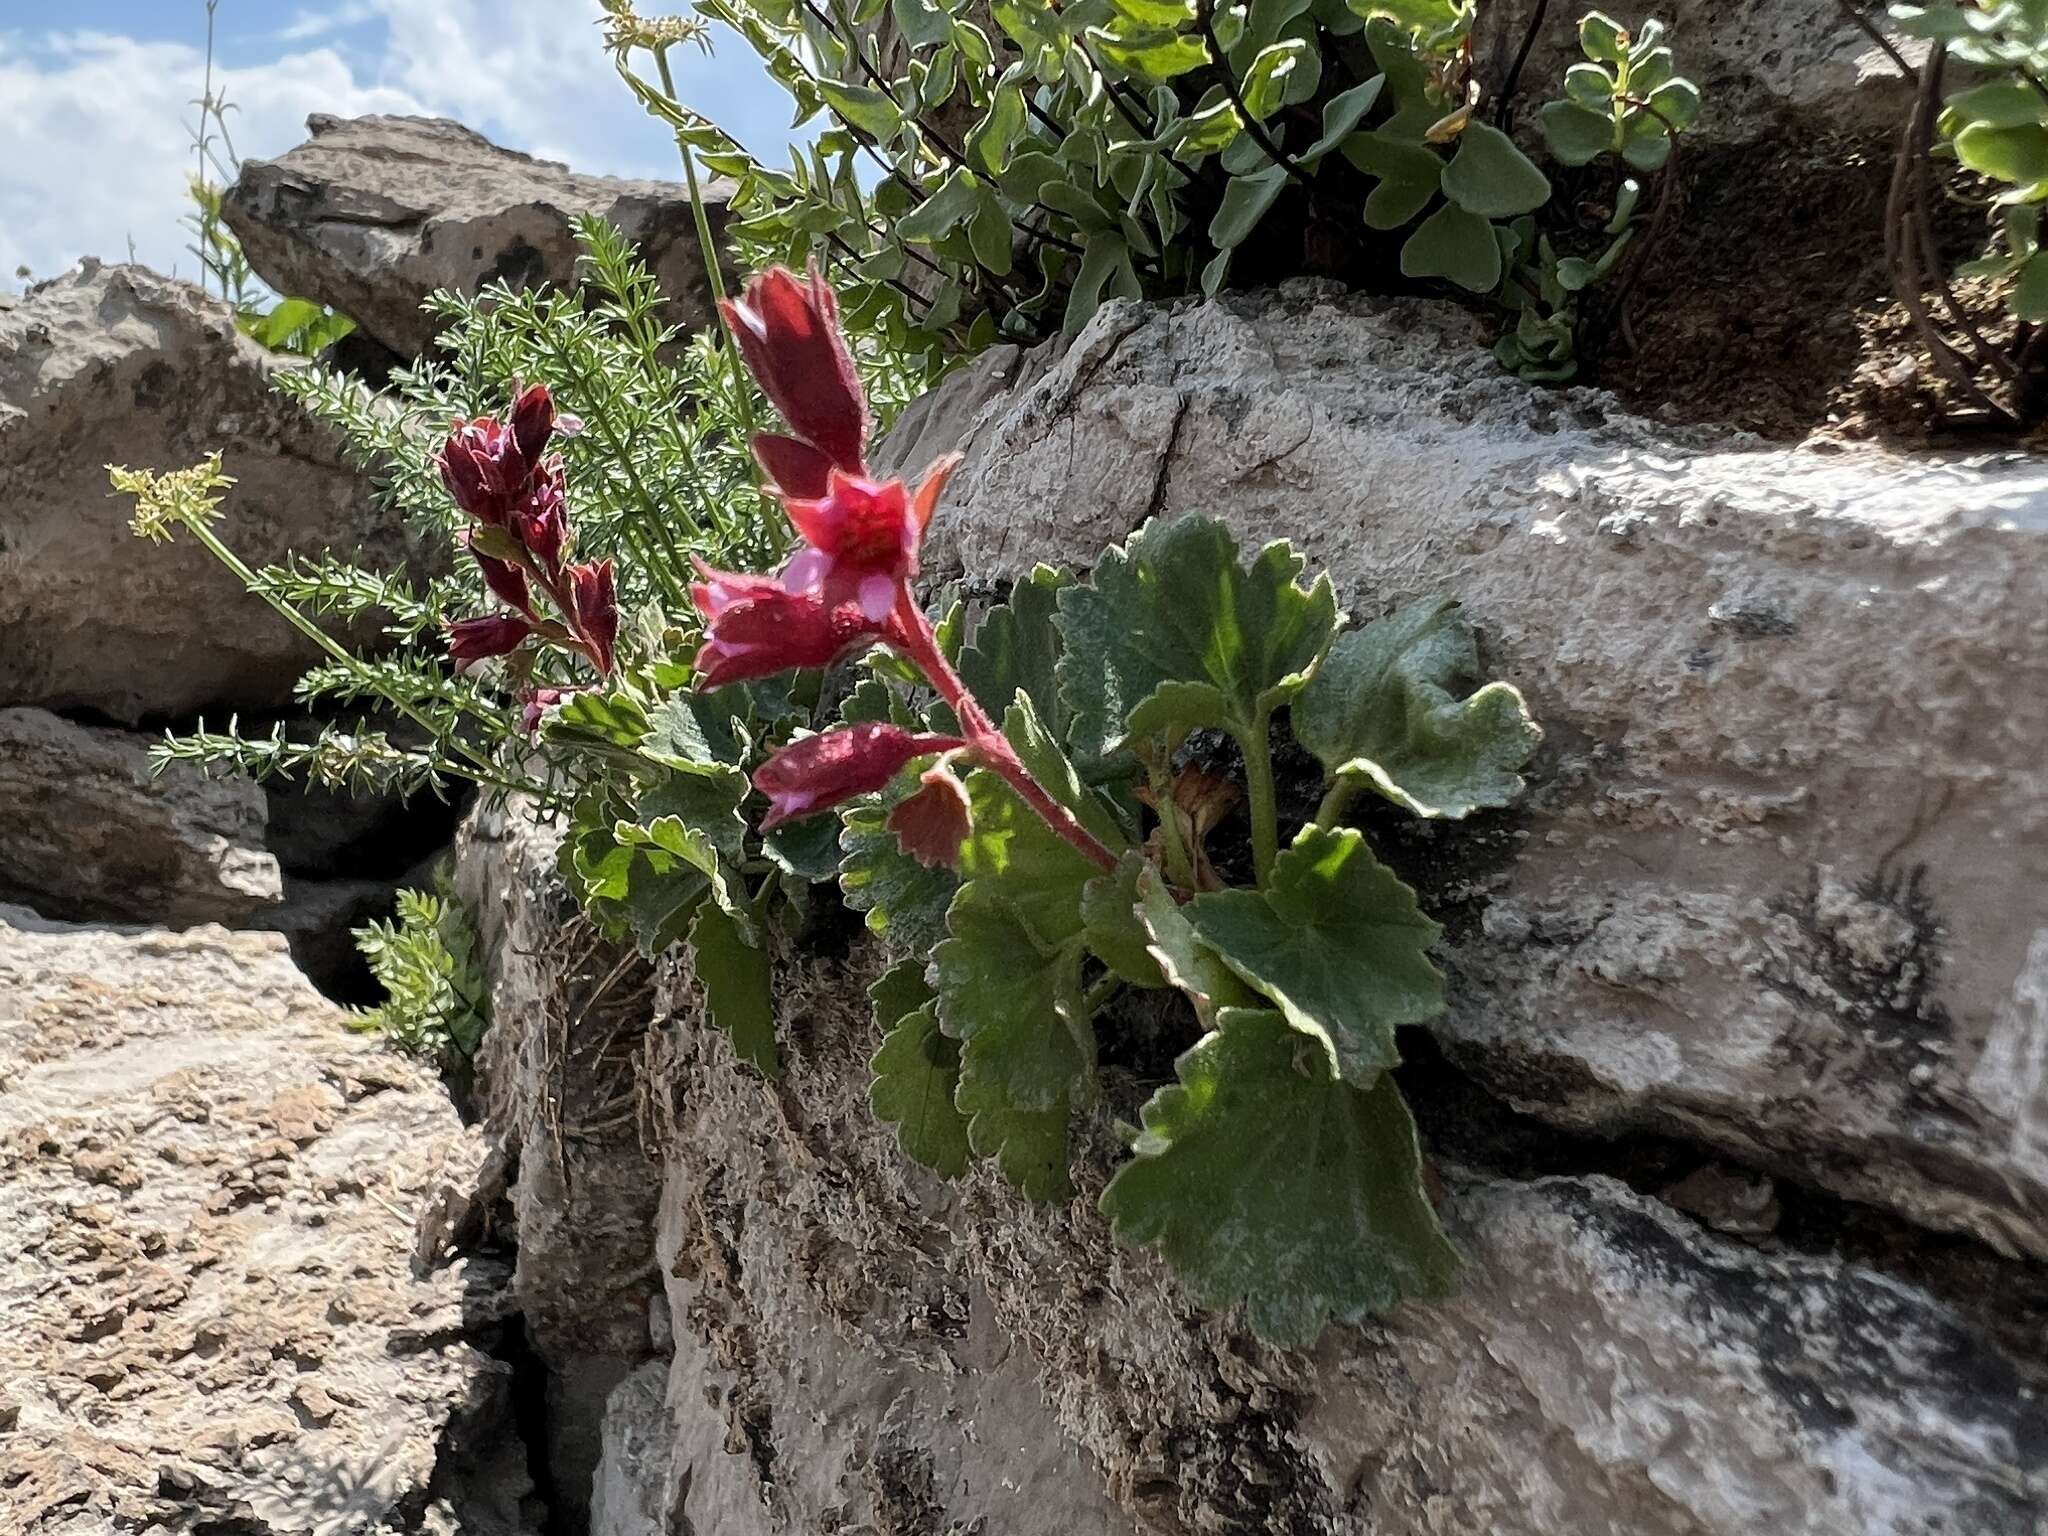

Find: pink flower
<box><xmin>722</xmin><ymin>262</ymin><xmax>868</xmax><ymax>484</ymax></box>
<box><xmin>777</xmin><ymin>455</ymin><xmax>962</xmax><ymax>623</ymax></box>
<box><xmin>521</xmin><ymin>685</ymin><xmax>577</xmax><ymax>737</ymax></box>
<box><xmin>749</xmin><ymin>431</ymin><xmax>838</xmax><ymax>501</ymax></box>
<box><xmin>753</xmin><ymin>723</ymin><xmax>966</xmax><ymax>829</ymax></box>
<box><xmin>507</xmin><ymin>384</ymin><xmax>560</xmax><ymax>477</ymax></box>
<box><xmin>886</xmin><ymin>762</ymin><xmax>973</xmax><ymax>869</ymax></box>
<box><xmin>447</xmin><ymin>613</ymin><xmax>533</xmax><ymax>671</ymax></box>
<box><xmin>565</xmin><ymin>560</ymin><xmax>617</xmax><ymax>677</ymax></box>
<box><xmin>689</xmin><ymin>563</ymin><xmax>884</xmax><ymax>689</ymax></box>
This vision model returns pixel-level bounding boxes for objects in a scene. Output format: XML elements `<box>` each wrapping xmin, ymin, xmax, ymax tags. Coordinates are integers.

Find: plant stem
<box><xmin>180</xmin><ymin>516</ymin><xmax>539</xmax><ymax>799</ymax></box>
<box><xmin>1238</xmin><ymin>709</ymin><xmax>1280</xmax><ymax>885</ymax></box>
<box><xmin>1193</xmin><ymin>0</ymin><xmax>1315</xmax><ymax>188</ymax></box>
<box><xmin>1313</xmin><ymin>777</ymin><xmax>1360</xmax><ymax>832</ymax></box>
<box><xmin>890</xmin><ymin>592</ymin><xmax>1119</xmax><ymax>874</ymax></box>
<box><xmin>653</xmin><ymin>45</ymin><xmax>762</xmax><ymax>446</ymax></box>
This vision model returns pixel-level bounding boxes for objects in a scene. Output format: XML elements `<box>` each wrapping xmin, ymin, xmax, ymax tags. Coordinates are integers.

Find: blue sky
<box><xmin>0</xmin><ymin>1</ymin><xmax>812</xmax><ymax>288</ymax></box>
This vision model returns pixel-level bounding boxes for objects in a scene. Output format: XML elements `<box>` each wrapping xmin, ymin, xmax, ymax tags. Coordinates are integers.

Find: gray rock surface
<box><xmin>455</xmin><ymin>801</ymin><xmax>662</xmax><ymax>1534</ymax></box>
<box><xmin>587</xmin><ymin>1363</ymin><xmax>672</xmax><ymax>1536</ymax></box>
<box><xmin>876</xmin><ymin>284</ymin><xmax>2048</xmax><ymax>1264</ymax></box>
<box><xmin>0</xmin><ymin>706</ymin><xmax>281</xmax><ymax>926</ymax></box>
<box><xmin>630</xmin><ymin>942</ymin><xmax>2046</xmax><ymax>1535</ymax></box>
<box><xmin>0</xmin><ymin>260</ymin><xmax>418</xmax><ymax>724</ymax></box>
<box><xmin>0</xmin><ymin>906</ymin><xmax>537</xmax><ymax>1534</ymax></box>
<box><xmin>226</xmin><ymin>115</ymin><xmax>733</xmax><ymax>361</ymax></box>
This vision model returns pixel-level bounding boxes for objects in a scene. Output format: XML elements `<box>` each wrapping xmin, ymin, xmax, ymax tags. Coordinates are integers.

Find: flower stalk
<box><xmin>689</xmin><ymin>264</ymin><xmax>1120</xmax><ymax>874</ymax></box>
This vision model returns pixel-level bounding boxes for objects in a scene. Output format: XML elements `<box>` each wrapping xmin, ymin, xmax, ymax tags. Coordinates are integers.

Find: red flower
<box><xmin>447</xmin><ymin>613</ymin><xmax>533</xmax><ymax>670</ymax></box>
<box><xmin>722</xmin><ymin>262</ymin><xmax>868</xmax><ymax>483</ymax></box>
<box><xmin>749</xmin><ymin>431</ymin><xmax>837</xmax><ymax>501</ymax></box>
<box><xmin>777</xmin><ymin>455</ymin><xmax>962</xmax><ymax>623</ymax></box>
<box><xmin>753</xmin><ymin>723</ymin><xmax>966</xmax><ymax>829</ymax></box>
<box><xmin>565</xmin><ymin>560</ymin><xmax>617</xmax><ymax>676</ymax></box>
<box><xmin>512</xmin><ymin>463</ymin><xmax>568</xmax><ymax>570</ymax></box>
<box><xmin>886</xmin><ymin>762</ymin><xmax>973</xmax><ymax>869</ymax></box>
<box><xmin>689</xmin><ymin>560</ymin><xmax>883</xmax><ymax>689</ymax></box>
<box><xmin>471</xmin><ymin>548</ymin><xmax>533</xmax><ymax>616</ymax></box>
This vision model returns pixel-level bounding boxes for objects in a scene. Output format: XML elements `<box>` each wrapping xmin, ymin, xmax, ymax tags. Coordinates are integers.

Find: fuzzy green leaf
<box><xmin>839</xmin><ymin>772</ymin><xmax>963</xmax><ymax>953</ymax></box>
<box><xmin>868</xmin><ymin>961</ymin><xmax>973</xmax><ymax>1177</ymax></box>
<box><xmin>1133</xmin><ymin>863</ymin><xmax>1258</xmax><ymax>1025</ymax></box>
<box><xmin>930</xmin><ymin>771</ymin><xmax>1101</xmax><ymax>1202</ymax></box>
<box><xmin>1439</xmin><ymin>122</ymin><xmax>1551</xmax><ymax>218</ymax></box>
<box><xmin>1538</xmin><ymin>100</ymin><xmax>1614</xmax><ymax>167</ymax></box>
<box><xmin>1188</xmin><ymin>826</ymin><xmax>1442</xmax><ymax>1088</ymax></box>
<box><xmin>817</xmin><ymin>78</ymin><xmax>904</xmax><ymax>138</ymax></box>
<box><xmin>1081</xmin><ymin>854</ymin><xmax>1170</xmax><ymax>987</ymax></box>
<box><xmin>1056</xmin><ymin>515</ymin><xmax>1340</xmax><ymax>766</ymax></box>
<box><xmin>1294</xmin><ymin>598</ymin><xmax>1540</xmax><ymax>819</ymax></box>
<box><xmin>688</xmin><ymin>902</ymin><xmax>779</xmax><ymax>1076</ymax></box>
<box><xmin>1343</xmin><ymin>131</ymin><xmax>1443</xmax><ymax>228</ymax></box>
<box><xmin>1210</xmin><ymin>165</ymin><xmax>1290</xmax><ymax>248</ymax></box>
<box><xmin>957</xmin><ymin>565</ymin><xmax>1073</xmax><ymax>736</ymax></box>
<box><xmin>1401</xmin><ymin>202</ymin><xmax>1503</xmax><ymax>291</ymax></box>
<box><xmin>1099</xmin><ymin>1008</ymin><xmax>1459</xmax><ymax>1345</ymax></box>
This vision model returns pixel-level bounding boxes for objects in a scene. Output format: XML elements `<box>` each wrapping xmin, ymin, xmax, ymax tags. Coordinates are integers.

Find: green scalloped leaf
<box><xmin>839</xmin><ymin>772</ymin><xmax>962</xmax><ymax>954</ymax></box>
<box><xmin>1133</xmin><ymin>863</ymin><xmax>1258</xmax><ymax>1026</ymax></box>
<box><xmin>1081</xmin><ymin>854</ymin><xmax>1169</xmax><ymax>987</ymax></box>
<box><xmin>1056</xmin><ymin>515</ymin><xmax>1339</xmax><ymax>768</ymax></box>
<box><xmin>1293</xmin><ymin>598</ymin><xmax>1540</xmax><ymax>819</ymax></box>
<box><xmin>1188</xmin><ymin>826</ymin><xmax>1442</xmax><ymax>1088</ymax></box>
<box><xmin>687</xmin><ymin>902</ymin><xmax>779</xmax><ymax>1077</ymax></box>
<box><xmin>929</xmin><ymin>771</ymin><xmax>1101</xmax><ymax>1202</ymax></box>
<box><xmin>956</xmin><ymin>564</ymin><xmax>1073</xmax><ymax>736</ymax></box>
<box><xmin>868</xmin><ymin>961</ymin><xmax>972</xmax><ymax>1177</ymax></box>
<box><xmin>1100</xmin><ymin>1008</ymin><xmax>1459</xmax><ymax>1346</ymax></box>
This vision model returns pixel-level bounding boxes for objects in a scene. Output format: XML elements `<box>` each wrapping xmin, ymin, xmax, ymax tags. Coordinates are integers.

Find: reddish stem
<box><xmin>889</xmin><ymin>590</ymin><xmax>1119</xmax><ymax>875</ymax></box>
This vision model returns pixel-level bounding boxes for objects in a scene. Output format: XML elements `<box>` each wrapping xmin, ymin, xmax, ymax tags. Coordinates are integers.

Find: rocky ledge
<box><xmin>0</xmin><ymin>910</ymin><xmax>536</xmax><ymax>1535</ymax></box>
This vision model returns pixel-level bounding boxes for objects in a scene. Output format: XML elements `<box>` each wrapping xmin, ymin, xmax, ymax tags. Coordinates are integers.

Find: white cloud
<box><xmin>0</xmin><ymin>5</ymin><xmax>810</xmax><ymax>292</ymax></box>
<box><xmin>0</xmin><ymin>30</ymin><xmax>419</xmax><ymax>284</ymax></box>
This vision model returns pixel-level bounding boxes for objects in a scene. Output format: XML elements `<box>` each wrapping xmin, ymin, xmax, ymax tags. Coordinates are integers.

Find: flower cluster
<box><xmin>691</xmin><ymin>264</ymin><xmax>1114</xmax><ymax>874</ymax></box>
<box><xmin>438</xmin><ymin>384</ymin><xmax>618</xmax><ymax>691</ymax></box>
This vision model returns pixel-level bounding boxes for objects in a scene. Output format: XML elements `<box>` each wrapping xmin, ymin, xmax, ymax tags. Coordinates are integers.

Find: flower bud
<box><xmin>446</xmin><ymin>613</ymin><xmax>533</xmax><ymax>671</ymax></box>
<box><xmin>753</xmin><ymin>723</ymin><xmax>967</xmax><ymax>829</ymax></box>
<box><xmin>722</xmin><ymin>262</ymin><xmax>869</xmax><ymax>477</ymax></box>
<box><xmin>506</xmin><ymin>383</ymin><xmax>557</xmax><ymax>481</ymax></box>
<box><xmin>566</xmin><ymin>560</ymin><xmax>618</xmax><ymax>677</ymax></box>
<box><xmin>471</xmin><ymin>548</ymin><xmax>532</xmax><ymax>615</ymax></box>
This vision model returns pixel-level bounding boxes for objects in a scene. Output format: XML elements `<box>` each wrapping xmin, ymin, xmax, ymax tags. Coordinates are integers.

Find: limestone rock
<box><xmin>0</xmin><ymin>260</ymin><xmax>420</xmax><ymax>724</ymax></box>
<box><xmin>0</xmin><ymin>907</ymin><xmax>537</xmax><ymax>1534</ymax></box>
<box><xmin>588</xmin><ymin>1363</ymin><xmax>672</xmax><ymax>1536</ymax></box>
<box><xmin>875</xmin><ymin>284</ymin><xmax>2048</xmax><ymax>1262</ymax></box>
<box><xmin>225</xmin><ymin>115</ymin><xmax>733</xmax><ymax>361</ymax></box>
<box><xmin>0</xmin><ymin>706</ymin><xmax>281</xmax><ymax>926</ymax></box>
<box><xmin>455</xmin><ymin>800</ymin><xmax>662</xmax><ymax>1532</ymax></box>
<box><xmin>635</xmin><ymin>943</ymin><xmax>2046</xmax><ymax>1535</ymax></box>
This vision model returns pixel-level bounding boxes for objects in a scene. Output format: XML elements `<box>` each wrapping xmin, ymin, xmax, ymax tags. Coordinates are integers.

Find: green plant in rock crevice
<box><xmin>351</xmin><ymin>876</ymin><xmax>492</xmax><ymax>1060</ymax></box>
<box><xmin>659</xmin><ymin>264</ymin><xmax>1543</xmax><ymax>1344</ymax></box>
<box><xmin>603</xmin><ymin>0</ymin><xmax>1701</xmax><ymax>381</ymax></box>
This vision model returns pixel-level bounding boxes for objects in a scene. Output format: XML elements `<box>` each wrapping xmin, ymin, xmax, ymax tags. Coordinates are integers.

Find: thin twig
<box><xmin>1494</xmin><ymin>0</ymin><xmax>1553</xmax><ymax>131</ymax></box>
<box><xmin>1832</xmin><ymin>0</ymin><xmax>1916</xmax><ymax>78</ymax></box>
<box><xmin>1193</xmin><ymin>0</ymin><xmax>1316</xmax><ymax>188</ymax></box>
<box><xmin>1886</xmin><ymin>44</ymin><xmax>2021</xmax><ymax>426</ymax></box>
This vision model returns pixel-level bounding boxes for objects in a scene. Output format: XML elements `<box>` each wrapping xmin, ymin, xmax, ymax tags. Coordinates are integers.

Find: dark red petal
<box><xmin>750</xmin><ymin>432</ymin><xmax>836</xmax><ymax>499</ymax></box>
